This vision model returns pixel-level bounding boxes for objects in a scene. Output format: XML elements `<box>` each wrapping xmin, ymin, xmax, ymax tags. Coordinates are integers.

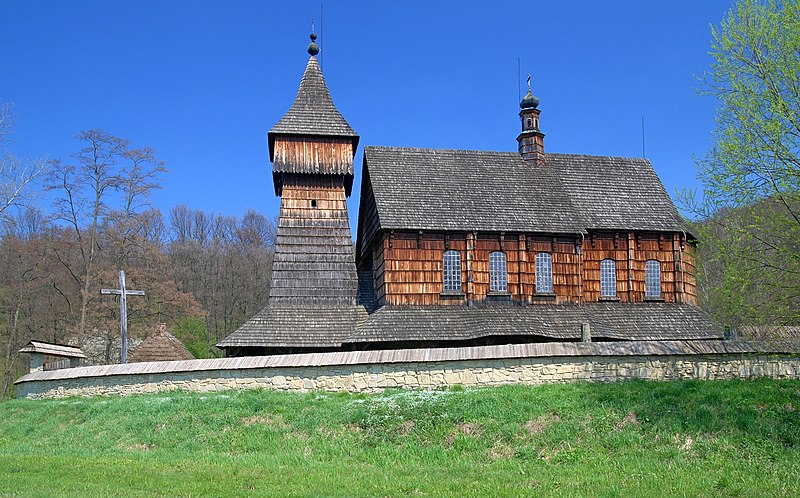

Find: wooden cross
<box><xmin>101</xmin><ymin>270</ymin><xmax>145</xmax><ymax>364</ymax></box>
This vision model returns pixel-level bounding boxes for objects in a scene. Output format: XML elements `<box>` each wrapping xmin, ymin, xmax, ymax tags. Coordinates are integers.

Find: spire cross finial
<box><xmin>527</xmin><ymin>73</ymin><xmax>532</xmax><ymax>92</ymax></box>
<box><xmin>312</xmin><ymin>16</ymin><xmax>315</xmax><ymax>34</ymax></box>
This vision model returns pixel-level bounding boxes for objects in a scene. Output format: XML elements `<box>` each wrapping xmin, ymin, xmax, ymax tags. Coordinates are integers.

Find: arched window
<box><xmin>645</xmin><ymin>259</ymin><xmax>661</xmax><ymax>298</ymax></box>
<box><xmin>535</xmin><ymin>252</ymin><xmax>553</xmax><ymax>293</ymax></box>
<box><xmin>600</xmin><ymin>259</ymin><xmax>616</xmax><ymax>297</ymax></box>
<box><xmin>489</xmin><ymin>251</ymin><xmax>507</xmax><ymax>292</ymax></box>
<box><xmin>443</xmin><ymin>250</ymin><xmax>461</xmax><ymax>292</ymax></box>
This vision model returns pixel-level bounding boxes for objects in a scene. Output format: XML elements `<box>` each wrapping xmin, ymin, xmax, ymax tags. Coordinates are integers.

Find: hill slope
<box><xmin>1</xmin><ymin>380</ymin><xmax>799</xmax><ymax>496</ymax></box>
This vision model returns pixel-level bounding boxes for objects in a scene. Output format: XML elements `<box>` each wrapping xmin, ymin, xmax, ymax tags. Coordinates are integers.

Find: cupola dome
<box><xmin>520</xmin><ymin>89</ymin><xmax>539</xmax><ymax>109</ymax></box>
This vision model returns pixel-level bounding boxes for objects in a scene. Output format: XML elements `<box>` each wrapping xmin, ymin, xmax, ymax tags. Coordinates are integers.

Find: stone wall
<box><xmin>16</xmin><ymin>342</ymin><xmax>800</xmax><ymax>399</ymax></box>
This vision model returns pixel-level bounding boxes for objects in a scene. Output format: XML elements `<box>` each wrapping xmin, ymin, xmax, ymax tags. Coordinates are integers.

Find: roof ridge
<box><xmin>365</xmin><ymin>145</ymin><xmax>651</xmax><ymax>164</ymax></box>
<box><xmin>365</xmin><ymin>145</ymin><xmax>520</xmax><ymax>155</ymax></box>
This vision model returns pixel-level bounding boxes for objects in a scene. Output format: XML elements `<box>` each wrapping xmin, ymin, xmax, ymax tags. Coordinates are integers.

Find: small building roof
<box><xmin>128</xmin><ymin>326</ymin><xmax>194</xmax><ymax>363</ymax></box>
<box><xmin>18</xmin><ymin>341</ymin><xmax>86</xmax><ymax>359</ymax></box>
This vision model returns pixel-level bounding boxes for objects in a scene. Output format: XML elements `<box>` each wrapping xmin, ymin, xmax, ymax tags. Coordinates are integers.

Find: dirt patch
<box><xmin>674</xmin><ymin>433</ymin><xmax>694</xmax><ymax>451</ymax></box>
<box><xmin>523</xmin><ymin>413</ymin><xmax>561</xmax><ymax>435</ymax></box>
<box><xmin>457</xmin><ymin>422</ymin><xmax>482</xmax><ymax>437</ymax></box>
<box><xmin>396</xmin><ymin>420</ymin><xmax>415</xmax><ymax>435</ymax></box>
<box><xmin>126</xmin><ymin>443</ymin><xmax>155</xmax><ymax>451</ymax></box>
<box><xmin>489</xmin><ymin>441</ymin><xmax>517</xmax><ymax>460</ymax></box>
<box><xmin>615</xmin><ymin>412</ymin><xmax>640</xmax><ymax>429</ymax></box>
<box><xmin>241</xmin><ymin>414</ymin><xmax>285</xmax><ymax>427</ymax></box>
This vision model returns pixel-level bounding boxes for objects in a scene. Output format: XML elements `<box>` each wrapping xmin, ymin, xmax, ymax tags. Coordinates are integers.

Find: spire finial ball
<box><xmin>307</xmin><ymin>32</ymin><xmax>320</xmax><ymax>56</ymax></box>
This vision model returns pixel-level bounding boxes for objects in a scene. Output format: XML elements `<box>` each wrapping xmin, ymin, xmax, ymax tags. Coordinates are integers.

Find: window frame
<box><xmin>645</xmin><ymin>259</ymin><xmax>661</xmax><ymax>298</ymax></box>
<box><xmin>443</xmin><ymin>250</ymin><xmax>462</xmax><ymax>293</ymax></box>
<box><xmin>535</xmin><ymin>252</ymin><xmax>554</xmax><ymax>294</ymax></box>
<box><xmin>489</xmin><ymin>251</ymin><xmax>508</xmax><ymax>293</ymax></box>
<box><xmin>600</xmin><ymin>259</ymin><xmax>617</xmax><ymax>297</ymax></box>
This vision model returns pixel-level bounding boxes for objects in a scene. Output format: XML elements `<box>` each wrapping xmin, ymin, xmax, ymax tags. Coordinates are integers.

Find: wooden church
<box><xmin>218</xmin><ymin>34</ymin><xmax>720</xmax><ymax>356</ymax></box>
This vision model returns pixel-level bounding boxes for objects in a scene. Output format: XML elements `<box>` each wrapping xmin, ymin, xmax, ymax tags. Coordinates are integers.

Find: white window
<box><xmin>600</xmin><ymin>259</ymin><xmax>616</xmax><ymax>297</ymax></box>
<box><xmin>489</xmin><ymin>251</ymin><xmax>507</xmax><ymax>292</ymax></box>
<box><xmin>646</xmin><ymin>259</ymin><xmax>661</xmax><ymax>298</ymax></box>
<box><xmin>535</xmin><ymin>252</ymin><xmax>553</xmax><ymax>293</ymax></box>
<box><xmin>443</xmin><ymin>250</ymin><xmax>461</xmax><ymax>292</ymax></box>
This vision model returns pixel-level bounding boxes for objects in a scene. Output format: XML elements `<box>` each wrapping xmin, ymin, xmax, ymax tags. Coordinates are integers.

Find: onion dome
<box><xmin>520</xmin><ymin>89</ymin><xmax>539</xmax><ymax>109</ymax></box>
<box><xmin>307</xmin><ymin>32</ymin><xmax>320</xmax><ymax>56</ymax></box>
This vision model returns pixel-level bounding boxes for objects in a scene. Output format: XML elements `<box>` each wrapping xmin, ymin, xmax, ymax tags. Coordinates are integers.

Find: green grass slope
<box><xmin>1</xmin><ymin>379</ymin><xmax>799</xmax><ymax>497</ymax></box>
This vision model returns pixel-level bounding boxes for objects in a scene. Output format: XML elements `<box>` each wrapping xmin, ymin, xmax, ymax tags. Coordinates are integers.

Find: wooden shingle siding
<box><xmin>267</xmin><ymin>174</ymin><xmax>358</xmax><ymax>307</ymax></box>
<box><xmin>581</xmin><ymin>232</ymin><xmax>696</xmax><ymax>305</ymax></box>
<box><xmin>372</xmin><ymin>229</ymin><xmax>696</xmax><ymax>306</ymax></box>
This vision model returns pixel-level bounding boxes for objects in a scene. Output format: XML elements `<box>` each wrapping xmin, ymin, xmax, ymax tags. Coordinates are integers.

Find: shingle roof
<box><xmin>128</xmin><ymin>327</ymin><xmax>194</xmax><ymax>363</ymax></box>
<box><xmin>218</xmin><ymin>302</ymin><xmax>721</xmax><ymax>349</ymax></box>
<box><xmin>217</xmin><ymin>305</ymin><xmax>370</xmax><ymax>348</ymax></box>
<box><xmin>363</xmin><ymin>147</ymin><xmax>584</xmax><ymax>235</ymax></box>
<box><xmin>350</xmin><ymin>302</ymin><xmax>721</xmax><ymax>344</ymax></box>
<box><xmin>268</xmin><ymin>56</ymin><xmax>358</xmax><ymax>161</ymax></box>
<box><xmin>359</xmin><ymin>147</ymin><xmax>686</xmax><ymax>247</ymax></box>
<box><xmin>551</xmin><ymin>153</ymin><xmax>684</xmax><ymax>232</ymax></box>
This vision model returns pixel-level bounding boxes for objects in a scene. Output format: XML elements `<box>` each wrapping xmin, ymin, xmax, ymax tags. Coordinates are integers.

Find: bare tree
<box><xmin>0</xmin><ymin>102</ymin><xmax>47</xmax><ymax>224</ymax></box>
<box><xmin>47</xmin><ymin>130</ymin><xmax>166</xmax><ymax>341</ymax></box>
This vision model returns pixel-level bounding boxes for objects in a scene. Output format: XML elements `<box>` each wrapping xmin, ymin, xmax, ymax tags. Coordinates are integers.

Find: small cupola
<box><xmin>516</xmin><ymin>74</ymin><xmax>545</xmax><ymax>165</ymax></box>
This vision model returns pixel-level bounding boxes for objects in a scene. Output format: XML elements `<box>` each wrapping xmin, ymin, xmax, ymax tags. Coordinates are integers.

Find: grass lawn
<box><xmin>1</xmin><ymin>379</ymin><xmax>799</xmax><ymax>497</ymax></box>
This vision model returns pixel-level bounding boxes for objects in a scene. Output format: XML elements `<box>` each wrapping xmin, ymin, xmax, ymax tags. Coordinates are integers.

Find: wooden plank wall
<box><xmin>372</xmin><ymin>237</ymin><xmax>386</xmax><ymax>307</ymax></box>
<box><xmin>279</xmin><ymin>175</ymin><xmax>350</xmax><ymax>219</ymax></box>
<box><xmin>381</xmin><ymin>232</ymin><xmax>467</xmax><ymax>306</ymax></box>
<box><xmin>581</xmin><ymin>232</ymin><xmax>696</xmax><ymax>305</ymax></box>
<box><xmin>365</xmin><ymin>230</ymin><xmax>697</xmax><ymax>307</ymax></box>
<box><xmin>273</xmin><ymin>137</ymin><xmax>354</xmax><ymax>175</ymax></box>
<box><xmin>525</xmin><ymin>236</ymin><xmax>581</xmax><ymax>304</ymax></box>
<box><xmin>356</xmin><ymin>170</ymin><xmax>380</xmax><ymax>263</ymax></box>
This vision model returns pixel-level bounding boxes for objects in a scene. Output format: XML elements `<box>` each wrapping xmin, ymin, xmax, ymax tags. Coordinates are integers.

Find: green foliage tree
<box><xmin>684</xmin><ymin>0</ymin><xmax>800</xmax><ymax>330</ymax></box>
<box><xmin>172</xmin><ymin>316</ymin><xmax>218</xmax><ymax>359</ymax></box>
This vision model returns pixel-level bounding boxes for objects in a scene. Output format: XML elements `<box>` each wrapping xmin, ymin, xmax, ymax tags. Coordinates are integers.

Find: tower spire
<box><xmin>517</xmin><ymin>73</ymin><xmax>544</xmax><ymax>165</ymax></box>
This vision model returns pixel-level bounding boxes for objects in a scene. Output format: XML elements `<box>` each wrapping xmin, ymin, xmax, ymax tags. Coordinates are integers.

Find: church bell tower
<box><xmin>267</xmin><ymin>32</ymin><xmax>360</xmax><ymax>308</ymax></box>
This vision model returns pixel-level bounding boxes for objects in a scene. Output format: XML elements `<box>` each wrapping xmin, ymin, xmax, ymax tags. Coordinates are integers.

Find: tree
<box><xmin>0</xmin><ymin>101</ymin><xmax>47</xmax><ymax>225</ymax></box>
<box><xmin>683</xmin><ymin>0</ymin><xmax>800</xmax><ymax>328</ymax></box>
<box><xmin>47</xmin><ymin>130</ymin><xmax>167</xmax><ymax>341</ymax></box>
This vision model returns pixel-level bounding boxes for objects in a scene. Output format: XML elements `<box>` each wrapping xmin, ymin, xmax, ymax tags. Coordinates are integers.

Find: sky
<box><xmin>1</xmin><ymin>0</ymin><xmax>735</xmax><ymax>227</ymax></box>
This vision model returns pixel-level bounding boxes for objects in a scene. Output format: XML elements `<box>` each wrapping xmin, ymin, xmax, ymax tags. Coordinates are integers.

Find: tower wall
<box><xmin>268</xmin><ymin>174</ymin><xmax>358</xmax><ymax>306</ymax></box>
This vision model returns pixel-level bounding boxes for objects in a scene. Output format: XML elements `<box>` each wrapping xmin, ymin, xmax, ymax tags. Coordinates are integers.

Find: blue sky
<box><xmin>1</xmin><ymin>0</ymin><xmax>733</xmax><ymax>225</ymax></box>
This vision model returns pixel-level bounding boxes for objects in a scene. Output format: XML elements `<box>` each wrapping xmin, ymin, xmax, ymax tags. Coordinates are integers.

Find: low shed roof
<box><xmin>18</xmin><ymin>341</ymin><xmax>86</xmax><ymax>359</ymax></box>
